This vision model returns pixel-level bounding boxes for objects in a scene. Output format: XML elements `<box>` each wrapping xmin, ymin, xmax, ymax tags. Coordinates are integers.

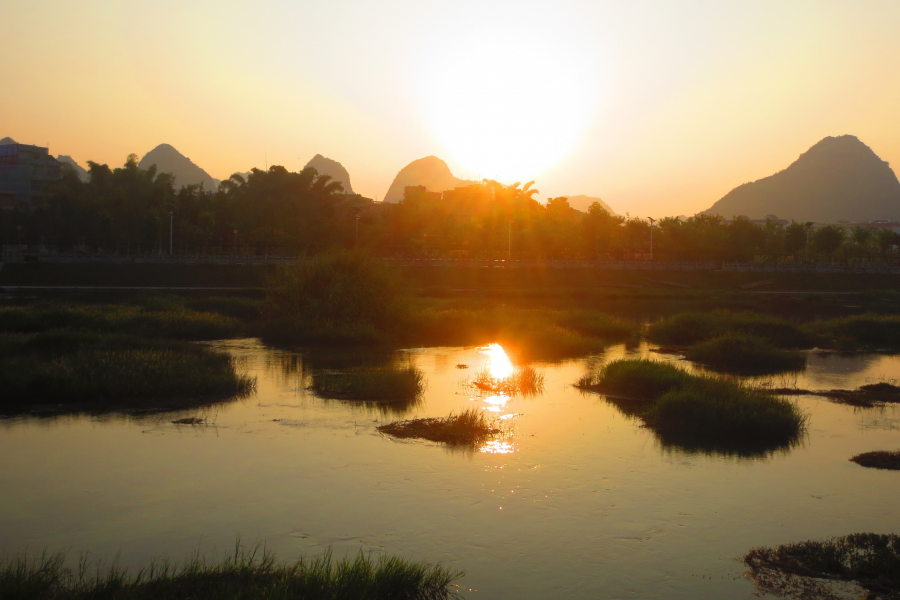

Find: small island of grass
<box><xmin>378</xmin><ymin>409</ymin><xmax>500</xmax><ymax>447</ymax></box>
<box><xmin>575</xmin><ymin>359</ymin><xmax>806</xmax><ymax>443</ymax></box>
<box><xmin>310</xmin><ymin>366</ymin><xmax>425</xmax><ymax>404</ymax></box>
<box><xmin>744</xmin><ymin>533</ymin><xmax>900</xmax><ymax>600</ymax></box>
<box><xmin>850</xmin><ymin>450</ymin><xmax>900</xmax><ymax>470</ymax></box>
<box><xmin>683</xmin><ymin>333</ymin><xmax>807</xmax><ymax>375</ymax></box>
<box><xmin>466</xmin><ymin>365</ymin><xmax>545</xmax><ymax>397</ymax></box>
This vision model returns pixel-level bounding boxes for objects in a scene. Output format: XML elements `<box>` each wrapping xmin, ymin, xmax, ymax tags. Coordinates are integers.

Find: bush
<box><xmin>684</xmin><ymin>333</ymin><xmax>807</xmax><ymax>375</ymax></box>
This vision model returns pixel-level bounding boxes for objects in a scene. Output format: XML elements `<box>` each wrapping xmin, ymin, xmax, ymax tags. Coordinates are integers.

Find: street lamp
<box><xmin>508</xmin><ymin>220</ymin><xmax>513</xmax><ymax>262</ymax></box>
<box><xmin>233</xmin><ymin>229</ymin><xmax>238</xmax><ymax>256</ymax></box>
<box><xmin>355</xmin><ymin>213</ymin><xmax>360</xmax><ymax>247</ymax></box>
<box><xmin>165</xmin><ymin>202</ymin><xmax>177</xmax><ymax>256</ymax></box>
<box><xmin>647</xmin><ymin>217</ymin><xmax>656</xmax><ymax>262</ymax></box>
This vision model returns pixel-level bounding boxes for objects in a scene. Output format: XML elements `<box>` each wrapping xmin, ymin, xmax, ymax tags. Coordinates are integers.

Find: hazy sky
<box><xmin>3</xmin><ymin>0</ymin><xmax>900</xmax><ymax>216</ymax></box>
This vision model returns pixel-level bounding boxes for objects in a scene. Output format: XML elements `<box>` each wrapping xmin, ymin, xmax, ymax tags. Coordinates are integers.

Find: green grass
<box><xmin>683</xmin><ymin>333</ymin><xmax>808</xmax><ymax>375</ymax></box>
<box><xmin>576</xmin><ymin>359</ymin><xmax>807</xmax><ymax>442</ymax></box>
<box><xmin>378</xmin><ymin>408</ymin><xmax>501</xmax><ymax>447</ymax></box>
<box><xmin>809</xmin><ymin>313</ymin><xmax>900</xmax><ymax>350</ymax></box>
<box><xmin>850</xmin><ymin>450</ymin><xmax>900</xmax><ymax>470</ymax></box>
<box><xmin>0</xmin><ymin>331</ymin><xmax>255</xmax><ymax>410</ymax></box>
<box><xmin>310</xmin><ymin>366</ymin><xmax>426</xmax><ymax>403</ymax></box>
<box><xmin>744</xmin><ymin>533</ymin><xmax>900</xmax><ymax>600</ymax></box>
<box><xmin>647</xmin><ymin>310</ymin><xmax>815</xmax><ymax>348</ymax></box>
<box><xmin>0</xmin><ymin>544</ymin><xmax>462</xmax><ymax>600</ymax></box>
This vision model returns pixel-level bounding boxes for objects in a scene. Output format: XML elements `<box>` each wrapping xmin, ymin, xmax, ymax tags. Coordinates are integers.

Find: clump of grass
<box><xmin>647</xmin><ymin>310</ymin><xmax>814</xmax><ymax>348</ymax></box>
<box><xmin>467</xmin><ymin>366</ymin><xmax>545</xmax><ymax>397</ymax></box>
<box><xmin>310</xmin><ymin>366</ymin><xmax>425</xmax><ymax>402</ymax></box>
<box><xmin>0</xmin><ymin>544</ymin><xmax>462</xmax><ymax>600</ymax></box>
<box><xmin>0</xmin><ymin>332</ymin><xmax>256</xmax><ymax>410</ymax></box>
<box><xmin>810</xmin><ymin>313</ymin><xmax>900</xmax><ymax>350</ymax></box>
<box><xmin>576</xmin><ymin>359</ymin><xmax>806</xmax><ymax>442</ymax></box>
<box><xmin>378</xmin><ymin>408</ymin><xmax>500</xmax><ymax>447</ymax></box>
<box><xmin>684</xmin><ymin>333</ymin><xmax>807</xmax><ymax>375</ymax></box>
<box><xmin>850</xmin><ymin>450</ymin><xmax>900</xmax><ymax>470</ymax></box>
<box><xmin>744</xmin><ymin>533</ymin><xmax>900</xmax><ymax>600</ymax></box>
<box><xmin>860</xmin><ymin>382</ymin><xmax>900</xmax><ymax>396</ymax></box>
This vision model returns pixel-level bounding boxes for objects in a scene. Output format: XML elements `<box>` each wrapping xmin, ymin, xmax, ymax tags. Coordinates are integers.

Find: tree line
<box><xmin>3</xmin><ymin>157</ymin><xmax>898</xmax><ymax>264</ymax></box>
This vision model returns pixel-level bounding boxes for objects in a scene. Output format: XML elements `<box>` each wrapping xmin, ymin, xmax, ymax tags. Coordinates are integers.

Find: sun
<box><xmin>418</xmin><ymin>14</ymin><xmax>601</xmax><ymax>183</ymax></box>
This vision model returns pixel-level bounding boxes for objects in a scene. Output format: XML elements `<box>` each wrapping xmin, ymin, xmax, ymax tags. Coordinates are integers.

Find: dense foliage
<box><xmin>4</xmin><ymin>158</ymin><xmax>899</xmax><ymax>263</ymax></box>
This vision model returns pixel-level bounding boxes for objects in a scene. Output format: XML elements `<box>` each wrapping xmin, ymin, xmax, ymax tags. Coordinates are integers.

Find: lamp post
<box><xmin>233</xmin><ymin>229</ymin><xmax>238</xmax><ymax>257</ymax></box>
<box><xmin>647</xmin><ymin>217</ymin><xmax>656</xmax><ymax>263</ymax></box>
<box><xmin>508</xmin><ymin>220</ymin><xmax>513</xmax><ymax>262</ymax></box>
<box><xmin>355</xmin><ymin>214</ymin><xmax>360</xmax><ymax>247</ymax></box>
<box><xmin>169</xmin><ymin>211</ymin><xmax>174</xmax><ymax>255</ymax></box>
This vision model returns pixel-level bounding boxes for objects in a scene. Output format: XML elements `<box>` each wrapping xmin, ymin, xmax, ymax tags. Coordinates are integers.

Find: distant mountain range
<box><xmin>704</xmin><ymin>135</ymin><xmax>900</xmax><ymax>222</ymax></box>
<box><xmin>139</xmin><ymin>143</ymin><xmax>220</xmax><ymax>191</ymax></box>
<box><xmin>383</xmin><ymin>156</ymin><xmax>474</xmax><ymax>203</ymax></box>
<box><xmin>305</xmin><ymin>154</ymin><xmax>353</xmax><ymax>194</ymax></box>
<box><xmin>56</xmin><ymin>155</ymin><xmax>89</xmax><ymax>181</ymax></box>
<box><xmin>562</xmin><ymin>195</ymin><xmax>617</xmax><ymax>215</ymax></box>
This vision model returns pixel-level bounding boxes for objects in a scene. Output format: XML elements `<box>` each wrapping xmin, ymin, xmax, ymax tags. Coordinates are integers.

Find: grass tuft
<box><xmin>378</xmin><ymin>408</ymin><xmax>500</xmax><ymax>447</ymax></box>
<box><xmin>850</xmin><ymin>450</ymin><xmax>900</xmax><ymax>470</ymax></box>
<box><xmin>576</xmin><ymin>359</ymin><xmax>806</xmax><ymax>442</ymax></box>
<box><xmin>684</xmin><ymin>333</ymin><xmax>807</xmax><ymax>375</ymax></box>
<box><xmin>310</xmin><ymin>366</ymin><xmax>425</xmax><ymax>403</ymax></box>
<box><xmin>0</xmin><ymin>544</ymin><xmax>463</xmax><ymax>600</ymax></box>
<box><xmin>744</xmin><ymin>533</ymin><xmax>900</xmax><ymax>600</ymax></box>
<box><xmin>467</xmin><ymin>366</ymin><xmax>545</xmax><ymax>397</ymax></box>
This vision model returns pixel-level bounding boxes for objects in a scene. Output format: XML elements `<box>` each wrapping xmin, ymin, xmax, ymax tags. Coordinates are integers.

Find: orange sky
<box><xmin>3</xmin><ymin>1</ymin><xmax>899</xmax><ymax>216</ymax></box>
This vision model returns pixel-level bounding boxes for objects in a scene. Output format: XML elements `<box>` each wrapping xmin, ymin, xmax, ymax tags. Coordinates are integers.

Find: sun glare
<box><xmin>418</xmin><ymin>9</ymin><xmax>602</xmax><ymax>183</ymax></box>
<box><xmin>483</xmin><ymin>343</ymin><xmax>514</xmax><ymax>380</ymax></box>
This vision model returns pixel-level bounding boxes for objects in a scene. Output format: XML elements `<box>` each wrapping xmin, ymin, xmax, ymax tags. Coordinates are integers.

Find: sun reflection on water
<box><xmin>480</xmin><ymin>440</ymin><xmax>516</xmax><ymax>454</ymax></box>
<box><xmin>483</xmin><ymin>343</ymin><xmax>513</xmax><ymax>379</ymax></box>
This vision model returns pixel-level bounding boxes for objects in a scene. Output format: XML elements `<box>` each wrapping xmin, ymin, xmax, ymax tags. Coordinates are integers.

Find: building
<box><xmin>0</xmin><ymin>140</ymin><xmax>63</xmax><ymax>210</ymax></box>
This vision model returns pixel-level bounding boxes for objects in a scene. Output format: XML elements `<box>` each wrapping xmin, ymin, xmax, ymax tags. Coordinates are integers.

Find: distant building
<box><xmin>0</xmin><ymin>142</ymin><xmax>63</xmax><ymax>209</ymax></box>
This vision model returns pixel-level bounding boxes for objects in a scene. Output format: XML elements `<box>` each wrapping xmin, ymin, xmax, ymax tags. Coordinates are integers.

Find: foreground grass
<box><xmin>0</xmin><ymin>545</ymin><xmax>462</xmax><ymax>600</ymax></box>
<box><xmin>684</xmin><ymin>333</ymin><xmax>807</xmax><ymax>375</ymax></box>
<box><xmin>850</xmin><ymin>450</ymin><xmax>900</xmax><ymax>470</ymax></box>
<box><xmin>0</xmin><ymin>331</ymin><xmax>255</xmax><ymax>409</ymax></box>
<box><xmin>378</xmin><ymin>409</ymin><xmax>500</xmax><ymax>447</ymax></box>
<box><xmin>576</xmin><ymin>359</ymin><xmax>806</xmax><ymax>442</ymax></box>
<box><xmin>744</xmin><ymin>533</ymin><xmax>900</xmax><ymax>600</ymax></box>
<box><xmin>310</xmin><ymin>366</ymin><xmax>425</xmax><ymax>403</ymax></box>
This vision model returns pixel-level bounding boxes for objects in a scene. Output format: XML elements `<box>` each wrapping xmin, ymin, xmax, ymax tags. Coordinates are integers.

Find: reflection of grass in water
<box><xmin>850</xmin><ymin>450</ymin><xmax>900</xmax><ymax>470</ymax></box>
<box><xmin>379</xmin><ymin>409</ymin><xmax>500</xmax><ymax>447</ymax></box>
<box><xmin>467</xmin><ymin>366</ymin><xmax>545</xmax><ymax>397</ymax></box>
<box><xmin>0</xmin><ymin>543</ymin><xmax>463</xmax><ymax>600</ymax></box>
<box><xmin>311</xmin><ymin>366</ymin><xmax>425</xmax><ymax>402</ymax></box>
<box><xmin>576</xmin><ymin>359</ymin><xmax>807</xmax><ymax>445</ymax></box>
<box><xmin>684</xmin><ymin>333</ymin><xmax>807</xmax><ymax>375</ymax></box>
<box><xmin>744</xmin><ymin>533</ymin><xmax>900</xmax><ymax>600</ymax></box>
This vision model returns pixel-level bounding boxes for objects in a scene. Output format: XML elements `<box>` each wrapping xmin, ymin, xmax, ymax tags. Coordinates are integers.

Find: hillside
<box><xmin>704</xmin><ymin>135</ymin><xmax>900</xmax><ymax>222</ymax></box>
<box><xmin>139</xmin><ymin>144</ymin><xmax>219</xmax><ymax>190</ymax></box>
<box><xmin>305</xmin><ymin>154</ymin><xmax>353</xmax><ymax>194</ymax></box>
<box><xmin>562</xmin><ymin>195</ymin><xmax>617</xmax><ymax>215</ymax></box>
<box><xmin>384</xmin><ymin>156</ymin><xmax>473</xmax><ymax>202</ymax></box>
<box><xmin>57</xmin><ymin>155</ymin><xmax>90</xmax><ymax>182</ymax></box>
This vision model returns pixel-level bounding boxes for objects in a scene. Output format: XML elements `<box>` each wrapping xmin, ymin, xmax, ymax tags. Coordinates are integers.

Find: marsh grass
<box><xmin>810</xmin><ymin>313</ymin><xmax>900</xmax><ymax>350</ymax></box>
<box><xmin>378</xmin><ymin>409</ymin><xmax>500</xmax><ymax>447</ymax></box>
<box><xmin>744</xmin><ymin>533</ymin><xmax>900</xmax><ymax>600</ymax></box>
<box><xmin>647</xmin><ymin>311</ymin><xmax>815</xmax><ymax>348</ymax></box>
<box><xmin>0</xmin><ymin>544</ymin><xmax>462</xmax><ymax>600</ymax></box>
<box><xmin>850</xmin><ymin>450</ymin><xmax>900</xmax><ymax>470</ymax></box>
<box><xmin>0</xmin><ymin>331</ymin><xmax>255</xmax><ymax>409</ymax></box>
<box><xmin>310</xmin><ymin>366</ymin><xmax>425</xmax><ymax>403</ymax></box>
<box><xmin>467</xmin><ymin>366</ymin><xmax>545</xmax><ymax>397</ymax></box>
<box><xmin>684</xmin><ymin>333</ymin><xmax>808</xmax><ymax>375</ymax></box>
<box><xmin>576</xmin><ymin>359</ymin><xmax>807</xmax><ymax>442</ymax></box>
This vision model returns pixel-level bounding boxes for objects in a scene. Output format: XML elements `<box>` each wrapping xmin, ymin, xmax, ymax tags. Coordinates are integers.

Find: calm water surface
<box><xmin>1</xmin><ymin>341</ymin><xmax>898</xmax><ymax>599</ymax></box>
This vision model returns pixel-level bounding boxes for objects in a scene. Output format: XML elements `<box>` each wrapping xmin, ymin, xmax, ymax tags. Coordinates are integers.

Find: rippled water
<box><xmin>1</xmin><ymin>340</ymin><xmax>898</xmax><ymax>599</ymax></box>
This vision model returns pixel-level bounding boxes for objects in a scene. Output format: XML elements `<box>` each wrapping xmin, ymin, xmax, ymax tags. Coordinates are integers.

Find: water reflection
<box><xmin>484</xmin><ymin>343</ymin><xmax>514</xmax><ymax>379</ymax></box>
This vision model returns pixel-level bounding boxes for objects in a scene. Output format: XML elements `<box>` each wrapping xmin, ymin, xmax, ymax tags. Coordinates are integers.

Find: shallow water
<box><xmin>1</xmin><ymin>340</ymin><xmax>898</xmax><ymax>599</ymax></box>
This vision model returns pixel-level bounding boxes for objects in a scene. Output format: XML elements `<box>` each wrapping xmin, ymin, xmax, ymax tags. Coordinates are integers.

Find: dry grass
<box><xmin>378</xmin><ymin>409</ymin><xmax>501</xmax><ymax>447</ymax></box>
<box><xmin>850</xmin><ymin>450</ymin><xmax>900</xmax><ymax>470</ymax></box>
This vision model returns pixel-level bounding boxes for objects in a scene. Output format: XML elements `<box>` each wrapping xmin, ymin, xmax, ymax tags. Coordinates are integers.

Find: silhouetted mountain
<box><xmin>56</xmin><ymin>155</ymin><xmax>89</xmax><ymax>182</ymax></box>
<box><xmin>305</xmin><ymin>154</ymin><xmax>353</xmax><ymax>194</ymax></box>
<box><xmin>562</xmin><ymin>195</ymin><xmax>617</xmax><ymax>215</ymax></box>
<box><xmin>384</xmin><ymin>156</ymin><xmax>474</xmax><ymax>203</ymax></box>
<box><xmin>0</xmin><ymin>137</ymin><xmax>16</xmax><ymax>145</ymax></box>
<box><xmin>139</xmin><ymin>144</ymin><xmax>219</xmax><ymax>190</ymax></box>
<box><xmin>704</xmin><ymin>135</ymin><xmax>900</xmax><ymax>222</ymax></box>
